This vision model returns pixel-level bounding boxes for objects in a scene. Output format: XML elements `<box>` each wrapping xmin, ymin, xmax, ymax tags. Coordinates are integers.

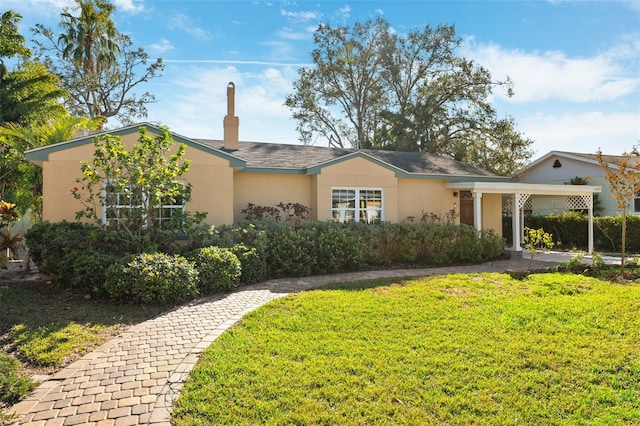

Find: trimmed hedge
<box><xmin>26</xmin><ymin>220</ymin><xmax>506</xmax><ymax>304</ymax></box>
<box><xmin>205</xmin><ymin>220</ymin><xmax>506</xmax><ymax>278</ymax></box>
<box><xmin>189</xmin><ymin>246</ymin><xmax>241</xmax><ymax>292</ymax></box>
<box><xmin>503</xmin><ymin>212</ymin><xmax>640</xmax><ymax>253</ymax></box>
<box><xmin>104</xmin><ymin>253</ymin><xmax>199</xmax><ymax>304</ymax></box>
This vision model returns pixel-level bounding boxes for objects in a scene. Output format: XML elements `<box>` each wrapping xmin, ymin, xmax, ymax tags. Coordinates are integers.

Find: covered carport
<box><xmin>445</xmin><ymin>182</ymin><xmax>602</xmax><ymax>254</ymax></box>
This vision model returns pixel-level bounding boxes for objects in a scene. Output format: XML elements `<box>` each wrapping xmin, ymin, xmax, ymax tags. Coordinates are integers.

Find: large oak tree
<box><xmin>285</xmin><ymin>18</ymin><xmax>534</xmax><ymax>175</ymax></box>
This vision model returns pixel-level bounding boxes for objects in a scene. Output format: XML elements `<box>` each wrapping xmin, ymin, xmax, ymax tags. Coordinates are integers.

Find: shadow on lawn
<box><xmin>0</xmin><ymin>273</ymin><xmax>166</xmax><ymax>375</ymax></box>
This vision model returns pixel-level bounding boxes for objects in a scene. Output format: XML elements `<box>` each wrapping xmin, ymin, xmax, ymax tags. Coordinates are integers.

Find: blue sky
<box><xmin>6</xmin><ymin>0</ymin><xmax>640</xmax><ymax>158</ymax></box>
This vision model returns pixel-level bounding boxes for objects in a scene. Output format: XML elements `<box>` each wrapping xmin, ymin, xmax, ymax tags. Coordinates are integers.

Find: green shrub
<box><xmin>191</xmin><ymin>224</ymin><xmax>269</xmax><ymax>284</ymax></box>
<box><xmin>25</xmin><ymin>222</ymin><xmax>132</xmax><ymax>296</ymax></box>
<box><xmin>229</xmin><ymin>244</ymin><xmax>268</xmax><ymax>284</ymax></box>
<box><xmin>520</xmin><ymin>212</ymin><xmax>640</xmax><ymax>253</ymax></box>
<box><xmin>175</xmin><ymin>220</ymin><xmax>505</xmax><ymax>280</ymax></box>
<box><xmin>261</xmin><ymin>221</ymin><xmax>315</xmax><ymax>277</ymax></box>
<box><xmin>60</xmin><ymin>250</ymin><xmax>122</xmax><ymax>296</ymax></box>
<box><xmin>190</xmin><ymin>247</ymin><xmax>241</xmax><ymax>292</ymax></box>
<box><xmin>104</xmin><ymin>253</ymin><xmax>199</xmax><ymax>304</ymax></box>
<box><xmin>479</xmin><ymin>229</ymin><xmax>506</xmax><ymax>260</ymax></box>
<box><xmin>0</xmin><ymin>352</ymin><xmax>34</xmax><ymax>407</ymax></box>
<box><xmin>25</xmin><ymin>221</ymin><xmax>108</xmax><ymax>277</ymax></box>
<box><xmin>301</xmin><ymin>221</ymin><xmax>367</xmax><ymax>274</ymax></box>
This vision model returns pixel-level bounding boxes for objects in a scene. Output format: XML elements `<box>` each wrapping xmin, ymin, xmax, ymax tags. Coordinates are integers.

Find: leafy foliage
<box><xmin>0</xmin><ymin>352</ymin><xmax>34</xmax><ymax>407</ymax></box>
<box><xmin>25</xmin><ymin>221</ymin><xmax>114</xmax><ymax>277</ymax></box>
<box><xmin>189</xmin><ymin>246</ymin><xmax>241</xmax><ymax>293</ymax></box>
<box><xmin>0</xmin><ymin>61</ymin><xmax>67</xmax><ymax>127</ymax></box>
<box><xmin>1</xmin><ymin>116</ymin><xmax>103</xmax><ymax>216</ymax></box>
<box><xmin>241</xmin><ymin>202</ymin><xmax>312</xmax><ymax>226</ymax></box>
<box><xmin>32</xmin><ymin>0</ymin><xmax>164</xmax><ymax>126</ymax></box>
<box><xmin>0</xmin><ymin>11</ymin><xmax>30</xmax><ymax>62</ymax></box>
<box><xmin>285</xmin><ymin>17</ymin><xmax>533</xmax><ymax>175</ymax></box>
<box><xmin>506</xmin><ymin>212</ymin><xmax>640</xmax><ymax>254</ymax></box>
<box><xmin>1</xmin><ymin>11</ymin><xmax>63</xmax><ymax>128</ymax></box>
<box><xmin>104</xmin><ymin>253</ymin><xmax>199</xmax><ymax>304</ymax></box>
<box><xmin>523</xmin><ymin>227</ymin><xmax>555</xmax><ymax>271</ymax></box>
<box><xmin>228</xmin><ymin>244</ymin><xmax>267</xmax><ymax>285</ymax></box>
<box><xmin>596</xmin><ymin>147</ymin><xmax>640</xmax><ymax>272</ymax></box>
<box><xmin>0</xmin><ymin>201</ymin><xmax>21</xmax><ymax>268</ymax></box>
<box><xmin>72</xmin><ymin>126</ymin><xmax>196</xmax><ymax>244</ymax></box>
<box><xmin>206</xmin><ymin>221</ymin><xmax>505</xmax><ymax>279</ymax></box>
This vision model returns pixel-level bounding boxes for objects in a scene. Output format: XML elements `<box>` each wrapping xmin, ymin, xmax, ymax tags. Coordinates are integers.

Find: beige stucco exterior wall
<box><xmin>40</xmin><ymin>131</ymin><xmax>236</xmax><ymax>225</ymax></box>
<box><xmin>397</xmin><ymin>178</ymin><xmax>457</xmax><ymax>222</ymax></box>
<box><xmin>314</xmin><ymin>157</ymin><xmax>398</xmax><ymax>222</ymax></box>
<box><xmin>42</xmin><ymin>141</ymin><xmax>101</xmax><ymax>222</ymax></box>
<box><xmin>38</xmin><ymin>131</ymin><xmax>505</xmax><ymax>231</ymax></box>
<box><xmin>480</xmin><ymin>193</ymin><xmax>503</xmax><ymax>236</ymax></box>
<box><xmin>183</xmin><ymin>146</ymin><xmax>234</xmax><ymax>225</ymax></box>
<box><xmin>233</xmin><ymin>173</ymin><xmax>313</xmax><ymax>222</ymax></box>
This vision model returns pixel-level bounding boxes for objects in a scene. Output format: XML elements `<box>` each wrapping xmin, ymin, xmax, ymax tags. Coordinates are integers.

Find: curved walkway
<box><xmin>9</xmin><ymin>257</ymin><xmax>558</xmax><ymax>425</ymax></box>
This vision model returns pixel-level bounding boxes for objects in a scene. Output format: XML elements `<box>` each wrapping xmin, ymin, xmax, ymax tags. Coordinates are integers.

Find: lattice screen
<box><xmin>502</xmin><ymin>194</ymin><xmax>592</xmax><ymax>213</ymax></box>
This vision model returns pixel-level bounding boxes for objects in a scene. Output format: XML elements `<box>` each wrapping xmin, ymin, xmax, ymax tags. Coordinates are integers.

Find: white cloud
<box><xmin>521</xmin><ymin>111</ymin><xmax>640</xmax><ymax>156</ymax></box>
<box><xmin>168</xmin><ymin>13</ymin><xmax>212</xmax><ymax>41</ymax></box>
<box><xmin>146</xmin><ymin>65</ymin><xmax>300</xmax><ymax>143</ymax></box>
<box><xmin>148</xmin><ymin>38</ymin><xmax>174</xmax><ymax>54</ymax></box>
<box><xmin>276</xmin><ymin>27</ymin><xmax>311</xmax><ymax>41</ymax></box>
<box><xmin>112</xmin><ymin>0</ymin><xmax>146</xmax><ymax>14</ymax></box>
<box><xmin>4</xmin><ymin>0</ymin><xmax>74</xmax><ymax>12</ymax></box>
<box><xmin>463</xmin><ymin>38</ymin><xmax>640</xmax><ymax>103</ymax></box>
<box><xmin>337</xmin><ymin>6</ymin><xmax>351</xmax><ymax>19</ymax></box>
<box><xmin>6</xmin><ymin>0</ymin><xmax>147</xmax><ymax>16</ymax></box>
<box><xmin>279</xmin><ymin>9</ymin><xmax>320</xmax><ymax>22</ymax></box>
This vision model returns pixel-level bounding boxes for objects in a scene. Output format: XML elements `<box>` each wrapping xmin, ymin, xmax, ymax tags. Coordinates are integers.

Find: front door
<box><xmin>460</xmin><ymin>191</ymin><xmax>474</xmax><ymax>226</ymax></box>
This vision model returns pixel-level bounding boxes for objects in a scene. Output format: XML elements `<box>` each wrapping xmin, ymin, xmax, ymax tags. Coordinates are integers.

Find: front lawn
<box><xmin>0</xmin><ymin>277</ymin><xmax>166</xmax><ymax>375</ymax></box>
<box><xmin>173</xmin><ymin>272</ymin><xmax>640</xmax><ymax>425</ymax></box>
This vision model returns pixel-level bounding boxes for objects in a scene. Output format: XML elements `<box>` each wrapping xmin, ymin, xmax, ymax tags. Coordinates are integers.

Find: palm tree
<box><xmin>0</xmin><ymin>115</ymin><xmax>104</xmax><ymax>216</ymax></box>
<box><xmin>58</xmin><ymin>0</ymin><xmax>121</xmax><ymax>119</ymax></box>
<box><xmin>59</xmin><ymin>0</ymin><xmax>120</xmax><ymax>74</ymax></box>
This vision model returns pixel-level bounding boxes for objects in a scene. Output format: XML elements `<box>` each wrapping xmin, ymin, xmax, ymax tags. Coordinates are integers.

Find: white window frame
<box><xmin>102</xmin><ymin>181</ymin><xmax>187</xmax><ymax>229</ymax></box>
<box><xmin>331</xmin><ymin>187</ymin><xmax>383</xmax><ymax>223</ymax></box>
<box><xmin>634</xmin><ymin>189</ymin><xmax>640</xmax><ymax>214</ymax></box>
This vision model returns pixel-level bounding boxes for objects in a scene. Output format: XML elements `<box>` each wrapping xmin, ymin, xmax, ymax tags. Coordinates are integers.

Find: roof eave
<box><xmin>24</xmin><ymin>122</ymin><xmax>246</xmax><ymax>168</ymax></box>
<box><xmin>446</xmin><ymin>181</ymin><xmax>602</xmax><ymax>195</ymax></box>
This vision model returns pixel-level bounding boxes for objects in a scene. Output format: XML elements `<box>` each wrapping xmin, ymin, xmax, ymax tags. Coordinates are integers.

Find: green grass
<box><xmin>173</xmin><ymin>273</ymin><xmax>640</xmax><ymax>425</ymax></box>
<box><xmin>0</xmin><ymin>279</ymin><xmax>166</xmax><ymax>370</ymax></box>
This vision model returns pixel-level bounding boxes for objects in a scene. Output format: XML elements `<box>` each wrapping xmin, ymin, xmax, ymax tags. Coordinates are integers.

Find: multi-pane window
<box><xmin>331</xmin><ymin>188</ymin><xmax>383</xmax><ymax>223</ymax></box>
<box><xmin>103</xmin><ymin>182</ymin><xmax>186</xmax><ymax>230</ymax></box>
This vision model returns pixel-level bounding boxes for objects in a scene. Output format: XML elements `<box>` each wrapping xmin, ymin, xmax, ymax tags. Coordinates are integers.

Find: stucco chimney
<box><xmin>223</xmin><ymin>82</ymin><xmax>239</xmax><ymax>150</ymax></box>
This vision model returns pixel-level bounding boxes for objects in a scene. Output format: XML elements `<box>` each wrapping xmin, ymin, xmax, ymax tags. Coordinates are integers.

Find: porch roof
<box><xmin>445</xmin><ymin>181</ymin><xmax>602</xmax><ymax>195</ymax></box>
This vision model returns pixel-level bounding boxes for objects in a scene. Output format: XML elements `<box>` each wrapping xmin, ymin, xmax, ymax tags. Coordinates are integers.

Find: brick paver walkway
<box><xmin>9</xmin><ymin>257</ymin><xmax>558</xmax><ymax>425</ymax></box>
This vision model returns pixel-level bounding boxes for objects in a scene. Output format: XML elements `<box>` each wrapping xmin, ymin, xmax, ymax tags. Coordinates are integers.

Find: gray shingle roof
<box><xmin>558</xmin><ymin>151</ymin><xmax>640</xmax><ymax>168</ymax></box>
<box><xmin>195</xmin><ymin>139</ymin><xmax>499</xmax><ymax>178</ymax></box>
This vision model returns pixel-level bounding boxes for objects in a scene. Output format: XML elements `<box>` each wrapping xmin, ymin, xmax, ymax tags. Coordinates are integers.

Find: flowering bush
<box><xmin>0</xmin><ymin>201</ymin><xmax>22</xmax><ymax>266</ymax></box>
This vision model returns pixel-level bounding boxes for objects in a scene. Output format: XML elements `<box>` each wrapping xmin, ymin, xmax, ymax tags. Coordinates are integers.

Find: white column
<box><xmin>512</xmin><ymin>193</ymin><xmax>531</xmax><ymax>252</ymax></box>
<box><xmin>587</xmin><ymin>194</ymin><xmax>594</xmax><ymax>253</ymax></box>
<box><xmin>473</xmin><ymin>192</ymin><xmax>483</xmax><ymax>231</ymax></box>
<box><xmin>512</xmin><ymin>194</ymin><xmax>521</xmax><ymax>251</ymax></box>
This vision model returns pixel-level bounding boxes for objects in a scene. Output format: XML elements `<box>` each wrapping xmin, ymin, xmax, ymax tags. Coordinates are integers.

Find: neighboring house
<box><xmin>515</xmin><ymin>151</ymin><xmax>640</xmax><ymax>216</ymax></box>
<box><xmin>24</xmin><ymin>83</ymin><xmax>601</xmax><ymax>253</ymax></box>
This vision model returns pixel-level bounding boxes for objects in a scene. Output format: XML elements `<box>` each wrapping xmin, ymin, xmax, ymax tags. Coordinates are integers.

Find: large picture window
<box><xmin>332</xmin><ymin>188</ymin><xmax>383</xmax><ymax>223</ymax></box>
<box><xmin>103</xmin><ymin>182</ymin><xmax>186</xmax><ymax>230</ymax></box>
